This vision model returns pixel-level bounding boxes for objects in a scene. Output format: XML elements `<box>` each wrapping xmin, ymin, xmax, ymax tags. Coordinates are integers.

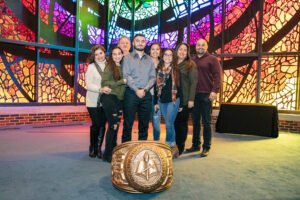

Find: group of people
<box><xmin>85</xmin><ymin>34</ymin><xmax>221</xmax><ymax>162</ymax></box>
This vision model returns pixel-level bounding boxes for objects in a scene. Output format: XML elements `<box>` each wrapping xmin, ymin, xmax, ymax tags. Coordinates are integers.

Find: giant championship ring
<box><xmin>111</xmin><ymin>141</ymin><xmax>173</xmax><ymax>193</ymax></box>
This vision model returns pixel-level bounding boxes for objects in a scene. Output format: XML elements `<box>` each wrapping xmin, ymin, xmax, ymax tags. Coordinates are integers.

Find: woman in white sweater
<box><xmin>85</xmin><ymin>45</ymin><xmax>111</xmax><ymax>158</ymax></box>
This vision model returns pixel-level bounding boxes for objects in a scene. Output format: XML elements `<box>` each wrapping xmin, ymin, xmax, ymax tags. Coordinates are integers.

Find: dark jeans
<box><xmin>101</xmin><ymin>94</ymin><xmax>123</xmax><ymax>159</ymax></box>
<box><xmin>122</xmin><ymin>88</ymin><xmax>152</xmax><ymax>143</ymax></box>
<box><xmin>175</xmin><ymin>105</ymin><xmax>190</xmax><ymax>154</ymax></box>
<box><xmin>192</xmin><ymin>93</ymin><xmax>212</xmax><ymax>150</ymax></box>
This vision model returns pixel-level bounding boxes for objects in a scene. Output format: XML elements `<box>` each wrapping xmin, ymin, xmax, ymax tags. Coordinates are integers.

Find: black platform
<box><xmin>216</xmin><ymin>103</ymin><xmax>278</xmax><ymax>138</ymax></box>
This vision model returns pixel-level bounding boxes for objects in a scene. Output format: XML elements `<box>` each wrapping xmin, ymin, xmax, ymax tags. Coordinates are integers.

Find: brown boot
<box><xmin>170</xmin><ymin>145</ymin><xmax>179</xmax><ymax>159</ymax></box>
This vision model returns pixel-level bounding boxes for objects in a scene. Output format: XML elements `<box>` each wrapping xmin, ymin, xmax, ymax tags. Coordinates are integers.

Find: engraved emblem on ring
<box><xmin>135</xmin><ymin>150</ymin><xmax>160</xmax><ymax>181</ymax></box>
<box><xmin>124</xmin><ymin>145</ymin><xmax>166</xmax><ymax>192</ymax></box>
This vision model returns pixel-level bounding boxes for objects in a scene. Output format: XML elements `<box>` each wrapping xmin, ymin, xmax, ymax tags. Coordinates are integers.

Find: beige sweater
<box><xmin>85</xmin><ymin>61</ymin><xmax>106</xmax><ymax>107</ymax></box>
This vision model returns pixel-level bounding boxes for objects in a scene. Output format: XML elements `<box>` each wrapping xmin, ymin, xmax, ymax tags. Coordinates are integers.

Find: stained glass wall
<box><xmin>0</xmin><ymin>0</ymin><xmax>299</xmax><ymax>111</ymax></box>
<box><xmin>79</xmin><ymin>0</ymin><xmax>106</xmax><ymax>49</ymax></box>
<box><xmin>40</xmin><ymin>0</ymin><xmax>76</xmax><ymax>47</ymax></box>
<box><xmin>1</xmin><ymin>0</ymin><xmax>36</xmax><ymax>42</ymax></box>
<box><xmin>0</xmin><ymin>43</ymin><xmax>36</xmax><ymax>103</ymax></box>
<box><xmin>38</xmin><ymin>49</ymin><xmax>74</xmax><ymax>103</ymax></box>
<box><xmin>107</xmin><ymin>0</ymin><xmax>132</xmax><ymax>49</ymax></box>
<box><xmin>77</xmin><ymin>52</ymin><xmax>88</xmax><ymax>103</ymax></box>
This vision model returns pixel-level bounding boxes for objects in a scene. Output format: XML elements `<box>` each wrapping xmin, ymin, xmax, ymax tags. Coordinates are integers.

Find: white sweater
<box><xmin>85</xmin><ymin>61</ymin><xmax>106</xmax><ymax>107</ymax></box>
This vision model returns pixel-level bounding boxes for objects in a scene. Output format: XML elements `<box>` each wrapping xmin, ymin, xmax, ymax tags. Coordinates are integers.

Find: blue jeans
<box><xmin>192</xmin><ymin>93</ymin><xmax>212</xmax><ymax>150</ymax></box>
<box><xmin>152</xmin><ymin>95</ymin><xmax>161</xmax><ymax>141</ymax></box>
<box><xmin>159</xmin><ymin>98</ymin><xmax>180</xmax><ymax>146</ymax></box>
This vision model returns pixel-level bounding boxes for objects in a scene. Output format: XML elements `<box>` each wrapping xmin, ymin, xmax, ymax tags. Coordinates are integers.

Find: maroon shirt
<box><xmin>192</xmin><ymin>52</ymin><xmax>221</xmax><ymax>93</ymax></box>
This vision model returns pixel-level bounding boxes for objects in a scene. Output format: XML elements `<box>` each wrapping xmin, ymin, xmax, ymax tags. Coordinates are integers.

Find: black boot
<box><xmin>89</xmin><ymin>127</ymin><xmax>97</xmax><ymax>157</ymax></box>
<box><xmin>97</xmin><ymin>127</ymin><xmax>106</xmax><ymax>159</ymax></box>
<box><xmin>177</xmin><ymin>144</ymin><xmax>185</xmax><ymax>155</ymax></box>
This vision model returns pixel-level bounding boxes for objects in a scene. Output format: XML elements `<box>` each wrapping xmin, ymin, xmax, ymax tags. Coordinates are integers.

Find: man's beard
<box><xmin>196</xmin><ymin>49</ymin><xmax>205</xmax><ymax>55</ymax></box>
<box><xmin>134</xmin><ymin>45</ymin><xmax>145</xmax><ymax>51</ymax></box>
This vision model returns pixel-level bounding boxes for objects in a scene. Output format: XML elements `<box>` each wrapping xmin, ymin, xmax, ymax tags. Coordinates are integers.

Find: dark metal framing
<box><xmin>0</xmin><ymin>0</ymin><xmax>299</xmax><ymax>112</ymax></box>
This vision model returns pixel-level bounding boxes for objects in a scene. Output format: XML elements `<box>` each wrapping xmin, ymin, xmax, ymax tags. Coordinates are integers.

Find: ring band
<box><xmin>111</xmin><ymin>141</ymin><xmax>173</xmax><ymax>193</ymax></box>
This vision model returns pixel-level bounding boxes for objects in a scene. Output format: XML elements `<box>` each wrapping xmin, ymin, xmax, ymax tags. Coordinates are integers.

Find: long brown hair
<box><xmin>157</xmin><ymin>49</ymin><xmax>180</xmax><ymax>87</ymax></box>
<box><xmin>175</xmin><ymin>42</ymin><xmax>194</xmax><ymax>70</ymax></box>
<box><xmin>107</xmin><ymin>46</ymin><xmax>123</xmax><ymax>81</ymax></box>
<box><xmin>86</xmin><ymin>45</ymin><xmax>106</xmax><ymax>64</ymax></box>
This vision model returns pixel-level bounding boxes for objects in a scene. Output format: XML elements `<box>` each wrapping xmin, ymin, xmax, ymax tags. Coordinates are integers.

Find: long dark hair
<box><xmin>157</xmin><ymin>49</ymin><xmax>180</xmax><ymax>86</ymax></box>
<box><xmin>175</xmin><ymin>42</ymin><xmax>194</xmax><ymax>70</ymax></box>
<box><xmin>107</xmin><ymin>46</ymin><xmax>123</xmax><ymax>81</ymax></box>
<box><xmin>86</xmin><ymin>45</ymin><xmax>106</xmax><ymax>64</ymax></box>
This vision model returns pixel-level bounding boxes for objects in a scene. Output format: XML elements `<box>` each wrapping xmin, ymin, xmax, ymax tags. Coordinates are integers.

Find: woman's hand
<box><xmin>154</xmin><ymin>104</ymin><xmax>159</xmax><ymax>113</ymax></box>
<box><xmin>178</xmin><ymin>107</ymin><xmax>183</xmax><ymax>112</ymax></box>
<box><xmin>188</xmin><ymin>101</ymin><xmax>194</xmax><ymax>108</ymax></box>
<box><xmin>100</xmin><ymin>86</ymin><xmax>111</xmax><ymax>94</ymax></box>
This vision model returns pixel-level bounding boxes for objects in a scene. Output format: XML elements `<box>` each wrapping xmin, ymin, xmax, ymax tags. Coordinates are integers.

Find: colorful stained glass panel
<box><xmin>260</xmin><ymin>56</ymin><xmax>298</xmax><ymax>110</ymax></box>
<box><xmin>224</xmin><ymin>15</ymin><xmax>258</xmax><ymax>54</ymax></box>
<box><xmin>0</xmin><ymin>1</ymin><xmax>36</xmax><ymax>42</ymax></box>
<box><xmin>190</xmin><ymin>1</ymin><xmax>222</xmax><ymax>41</ymax></box>
<box><xmin>0</xmin><ymin>43</ymin><xmax>36</xmax><ymax>103</ymax></box>
<box><xmin>38</xmin><ymin>49</ymin><xmax>74</xmax><ymax>103</ymax></box>
<box><xmin>79</xmin><ymin>0</ymin><xmax>106</xmax><ymax>49</ymax></box>
<box><xmin>39</xmin><ymin>1</ymin><xmax>76</xmax><ymax>47</ymax></box>
<box><xmin>224</xmin><ymin>1</ymin><xmax>257</xmax><ymax>54</ymax></box>
<box><xmin>263</xmin><ymin>0</ymin><xmax>300</xmax><ymax>53</ymax></box>
<box><xmin>108</xmin><ymin>0</ymin><xmax>132</xmax><ymax>49</ymax></box>
<box><xmin>77</xmin><ymin>53</ymin><xmax>88</xmax><ymax>103</ymax></box>
<box><xmin>222</xmin><ymin>57</ymin><xmax>257</xmax><ymax>103</ymax></box>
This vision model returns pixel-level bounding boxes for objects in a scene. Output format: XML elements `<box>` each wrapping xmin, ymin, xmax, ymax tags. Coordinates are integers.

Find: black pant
<box><xmin>175</xmin><ymin>105</ymin><xmax>190</xmax><ymax>154</ymax></box>
<box><xmin>101</xmin><ymin>94</ymin><xmax>123</xmax><ymax>159</ymax></box>
<box><xmin>87</xmin><ymin>107</ymin><xmax>107</xmax><ymax>134</ymax></box>
<box><xmin>87</xmin><ymin>107</ymin><xmax>107</xmax><ymax>152</ymax></box>
<box><xmin>122</xmin><ymin>88</ymin><xmax>152</xmax><ymax>143</ymax></box>
<box><xmin>192</xmin><ymin>93</ymin><xmax>212</xmax><ymax>150</ymax></box>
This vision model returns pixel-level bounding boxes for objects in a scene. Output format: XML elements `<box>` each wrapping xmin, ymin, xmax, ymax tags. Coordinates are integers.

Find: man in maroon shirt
<box><xmin>185</xmin><ymin>39</ymin><xmax>221</xmax><ymax>157</ymax></box>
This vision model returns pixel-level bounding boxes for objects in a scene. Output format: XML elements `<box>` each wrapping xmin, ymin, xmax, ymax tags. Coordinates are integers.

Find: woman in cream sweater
<box><xmin>85</xmin><ymin>45</ymin><xmax>111</xmax><ymax>158</ymax></box>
